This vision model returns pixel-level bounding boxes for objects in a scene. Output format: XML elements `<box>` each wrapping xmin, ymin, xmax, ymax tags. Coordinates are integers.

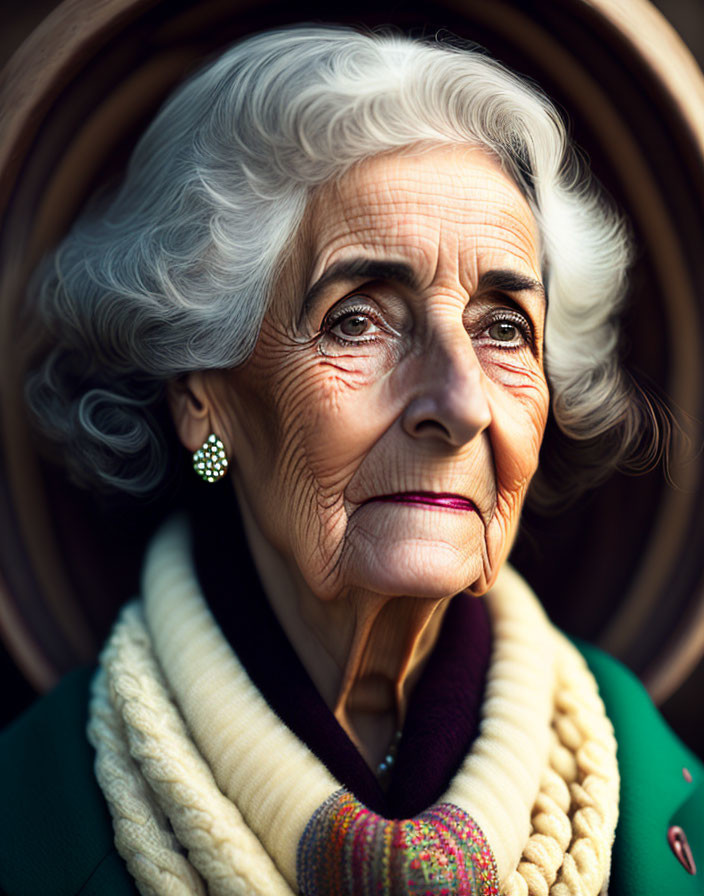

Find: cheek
<box><xmin>223</xmin><ymin>330</ymin><xmax>324</xmax><ymax>492</ymax></box>
<box><xmin>229</xmin><ymin>337</ymin><xmax>398</xmax><ymax>508</ymax></box>
<box><xmin>478</xmin><ymin>349</ymin><xmax>549</xmax><ymax>489</ymax></box>
<box><xmin>495</xmin><ymin>377</ymin><xmax>549</xmax><ymax>487</ymax></box>
<box><xmin>474</xmin><ymin>370</ymin><xmax>548</xmax><ymax>594</ymax></box>
<box><xmin>483</xmin><ymin>367</ymin><xmax>548</xmax><ymax>559</ymax></box>
<box><xmin>291</xmin><ymin>344</ymin><xmax>401</xmax><ymax>477</ymax></box>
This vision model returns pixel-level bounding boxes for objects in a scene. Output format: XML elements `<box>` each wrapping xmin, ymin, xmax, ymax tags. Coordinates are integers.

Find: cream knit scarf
<box><xmin>88</xmin><ymin>517</ymin><xmax>619</xmax><ymax>896</ymax></box>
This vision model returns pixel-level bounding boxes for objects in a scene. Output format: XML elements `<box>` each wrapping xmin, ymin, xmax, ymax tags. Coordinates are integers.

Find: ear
<box><xmin>167</xmin><ymin>372</ymin><xmax>214</xmax><ymax>453</ymax></box>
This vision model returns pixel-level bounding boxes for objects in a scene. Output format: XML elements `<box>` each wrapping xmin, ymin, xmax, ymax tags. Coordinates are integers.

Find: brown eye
<box><xmin>322</xmin><ymin>299</ymin><xmax>385</xmax><ymax>345</ymax></box>
<box><xmin>338</xmin><ymin>314</ymin><xmax>370</xmax><ymax>337</ymax></box>
<box><xmin>487</xmin><ymin>320</ymin><xmax>520</xmax><ymax>343</ymax></box>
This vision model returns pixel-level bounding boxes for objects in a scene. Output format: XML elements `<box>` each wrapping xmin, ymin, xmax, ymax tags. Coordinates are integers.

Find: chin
<box><xmin>341</xmin><ymin>510</ymin><xmax>486</xmax><ymax>599</ymax></box>
<box><xmin>354</xmin><ymin>541</ymin><xmax>482</xmax><ymax>598</ymax></box>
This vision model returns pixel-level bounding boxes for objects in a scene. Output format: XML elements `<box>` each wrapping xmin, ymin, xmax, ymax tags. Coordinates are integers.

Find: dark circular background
<box><xmin>1</xmin><ymin>0</ymin><xmax>703</xmax><ymax>753</ymax></box>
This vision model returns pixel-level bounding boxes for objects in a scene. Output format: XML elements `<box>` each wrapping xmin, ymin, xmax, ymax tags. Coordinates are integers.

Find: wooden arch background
<box><xmin>0</xmin><ymin>0</ymin><xmax>703</xmax><ymax>749</ymax></box>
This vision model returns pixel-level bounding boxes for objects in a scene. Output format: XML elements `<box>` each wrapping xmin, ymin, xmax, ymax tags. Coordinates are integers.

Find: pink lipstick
<box><xmin>367</xmin><ymin>492</ymin><xmax>475</xmax><ymax>511</ymax></box>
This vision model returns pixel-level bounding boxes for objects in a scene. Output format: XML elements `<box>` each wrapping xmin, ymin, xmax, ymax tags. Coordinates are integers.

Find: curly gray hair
<box><xmin>25</xmin><ymin>24</ymin><xmax>660</xmax><ymax>500</ymax></box>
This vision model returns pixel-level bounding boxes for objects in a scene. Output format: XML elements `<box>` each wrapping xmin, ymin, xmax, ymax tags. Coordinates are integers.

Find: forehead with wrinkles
<box><xmin>305</xmin><ymin>145</ymin><xmax>541</xmax><ymax>296</ymax></box>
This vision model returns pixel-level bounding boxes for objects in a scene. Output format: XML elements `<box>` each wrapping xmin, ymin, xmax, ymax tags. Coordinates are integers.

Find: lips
<box><xmin>364</xmin><ymin>492</ymin><xmax>476</xmax><ymax>512</ymax></box>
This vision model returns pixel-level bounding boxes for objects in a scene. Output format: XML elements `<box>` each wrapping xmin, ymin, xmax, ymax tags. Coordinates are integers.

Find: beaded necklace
<box><xmin>376</xmin><ymin>728</ymin><xmax>402</xmax><ymax>782</ymax></box>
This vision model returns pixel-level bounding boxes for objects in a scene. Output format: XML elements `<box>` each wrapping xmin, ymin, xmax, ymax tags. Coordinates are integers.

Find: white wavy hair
<box><xmin>27</xmin><ymin>24</ymin><xmax>657</xmax><ymax>499</ymax></box>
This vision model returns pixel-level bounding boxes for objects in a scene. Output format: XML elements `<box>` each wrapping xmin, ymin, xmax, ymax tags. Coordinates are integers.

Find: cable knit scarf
<box><xmin>87</xmin><ymin>516</ymin><xmax>619</xmax><ymax>896</ymax></box>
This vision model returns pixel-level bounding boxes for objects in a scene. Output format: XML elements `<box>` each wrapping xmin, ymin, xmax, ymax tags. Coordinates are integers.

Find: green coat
<box><xmin>1</xmin><ymin>644</ymin><xmax>702</xmax><ymax>895</ymax></box>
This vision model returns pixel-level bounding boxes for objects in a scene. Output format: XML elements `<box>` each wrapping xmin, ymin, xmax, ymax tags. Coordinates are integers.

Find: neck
<box><xmin>332</xmin><ymin>594</ymin><xmax>450</xmax><ymax>769</ymax></box>
<box><xmin>235</xmin><ymin>493</ymin><xmax>451</xmax><ymax>772</ymax></box>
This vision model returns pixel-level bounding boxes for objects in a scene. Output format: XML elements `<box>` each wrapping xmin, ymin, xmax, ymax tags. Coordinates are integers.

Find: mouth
<box><xmin>363</xmin><ymin>492</ymin><xmax>476</xmax><ymax>512</ymax></box>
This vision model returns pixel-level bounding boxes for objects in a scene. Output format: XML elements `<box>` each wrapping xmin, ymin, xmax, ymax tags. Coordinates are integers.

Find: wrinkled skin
<box><xmin>170</xmin><ymin>145</ymin><xmax>550</xmax><ymax>767</ymax></box>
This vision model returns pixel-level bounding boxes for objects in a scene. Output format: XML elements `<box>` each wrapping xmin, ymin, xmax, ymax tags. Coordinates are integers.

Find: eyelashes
<box><xmin>322</xmin><ymin>301</ymin><xmax>386</xmax><ymax>346</ymax></box>
<box><xmin>319</xmin><ymin>296</ymin><xmax>535</xmax><ymax>352</ymax></box>
<box><xmin>476</xmin><ymin>308</ymin><xmax>534</xmax><ymax>350</ymax></box>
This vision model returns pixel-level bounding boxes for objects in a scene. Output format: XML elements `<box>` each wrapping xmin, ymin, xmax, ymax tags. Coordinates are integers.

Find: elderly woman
<box><xmin>0</xmin><ymin>23</ymin><xmax>702</xmax><ymax>896</ymax></box>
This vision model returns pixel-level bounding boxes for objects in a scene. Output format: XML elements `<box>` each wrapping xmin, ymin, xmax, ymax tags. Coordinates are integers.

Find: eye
<box><xmin>336</xmin><ymin>313</ymin><xmax>373</xmax><ymax>338</ymax></box>
<box><xmin>479</xmin><ymin>310</ymin><xmax>532</xmax><ymax>349</ymax></box>
<box><xmin>488</xmin><ymin>320</ymin><xmax>520</xmax><ymax>343</ymax></box>
<box><xmin>322</xmin><ymin>301</ymin><xmax>383</xmax><ymax>345</ymax></box>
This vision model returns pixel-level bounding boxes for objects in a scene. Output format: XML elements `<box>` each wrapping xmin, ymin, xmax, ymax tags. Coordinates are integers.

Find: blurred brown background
<box><xmin>1</xmin><ymin>0</ymin><xmax>703</xmax><ymax>130</ymax></box>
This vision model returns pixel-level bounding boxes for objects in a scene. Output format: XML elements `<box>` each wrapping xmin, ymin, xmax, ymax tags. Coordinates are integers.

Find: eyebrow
<box><xmin>476</xmin><ymin>269</ymin><xmax>546</xmax><ymax>302</ymax></box>
<box><xmin>301</xmin><ymin>258</ymin><xmax>420</xmax><ymax>318</ymax></box>
<box><xmin>300</xmin><ymin>257</ymin><xmax>545</xmax><ymax>319</ymax></box>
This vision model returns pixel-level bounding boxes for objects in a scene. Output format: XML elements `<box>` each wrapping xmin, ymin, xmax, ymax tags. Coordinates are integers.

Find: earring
<box><xmin>193</xmin><ymin>433</ymin><xmax>229</xmax><ymax>483</ymax></box>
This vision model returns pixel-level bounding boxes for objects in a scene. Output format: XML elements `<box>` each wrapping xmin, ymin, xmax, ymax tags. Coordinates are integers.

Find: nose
<box><xmin>402</xmin><ymin>329</ymin><xmax>492</xmax><ymax>447</ymax></box>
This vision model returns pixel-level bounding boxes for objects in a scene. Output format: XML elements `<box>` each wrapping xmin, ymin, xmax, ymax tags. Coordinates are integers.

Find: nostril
<box><xmin>413</xmin><ymin>419</ymin><xmax>452</xmax><ymax>439</ymax></box>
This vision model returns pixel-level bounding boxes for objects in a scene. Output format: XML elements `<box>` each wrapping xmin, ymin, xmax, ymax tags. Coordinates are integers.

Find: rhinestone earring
<box><xmin>193</xmin><ymin>434</ymin><xmax>229</xmax><ymax>483</ymax></box>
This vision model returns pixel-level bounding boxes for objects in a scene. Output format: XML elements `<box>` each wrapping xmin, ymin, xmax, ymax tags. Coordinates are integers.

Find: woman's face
<box><xmin>201</xmin><ymin>145</ymin><xmax>549</xmax><ymax>599</ymax></box>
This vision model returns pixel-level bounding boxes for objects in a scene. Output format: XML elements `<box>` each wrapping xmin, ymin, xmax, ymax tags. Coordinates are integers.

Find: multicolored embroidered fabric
<box><xmin>297</xmin><ymin>789</ymin><xmax>499</xmax><ymax>895</ymax></box>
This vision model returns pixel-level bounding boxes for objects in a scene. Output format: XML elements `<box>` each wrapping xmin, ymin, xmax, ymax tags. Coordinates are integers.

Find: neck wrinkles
<box><xmin>236</xmin><ymin>483</ymin><xmax>453</xmax><ymax>771</ymax></box>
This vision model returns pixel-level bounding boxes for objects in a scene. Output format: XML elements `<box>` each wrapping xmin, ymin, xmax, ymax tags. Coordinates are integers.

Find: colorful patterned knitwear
<box><xmin>297</xmin><ymin>789</ymin><xmax>499</xmax><ymax>896</ymax></box>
